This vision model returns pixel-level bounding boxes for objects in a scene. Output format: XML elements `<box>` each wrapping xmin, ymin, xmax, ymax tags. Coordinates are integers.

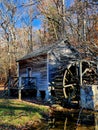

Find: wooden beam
<box><xmin>18</xmin><ymin>77</ymin><xmax>22</xmax><ymax>100</ymax></box>
<box><xmin>79</xmin><ymin>60</ymin><xmax>83</xmax><ymax>86</ymax></box>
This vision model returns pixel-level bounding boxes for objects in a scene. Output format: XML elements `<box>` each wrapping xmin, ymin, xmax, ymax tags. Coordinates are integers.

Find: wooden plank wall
<box><xmin>19</xmin><ymin>54</ymin><xmax>48</xmax><ymax>91</ymax></box>
<box><xmin>48</xmin><ymin>41</ymin><xmax>78</xmax><ymax>82</ymax></box>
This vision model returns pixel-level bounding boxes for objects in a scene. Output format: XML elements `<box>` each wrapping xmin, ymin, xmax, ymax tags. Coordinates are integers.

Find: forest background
<box><xmin>0</xmin><ymin>0</ymin><xmax>98</xmax><ymax>82</ymax></box>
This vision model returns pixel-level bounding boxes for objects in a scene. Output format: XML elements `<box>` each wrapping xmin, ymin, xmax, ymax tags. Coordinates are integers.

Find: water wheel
<box><xmin>63</xmin><ymin>63</ymin><xmax>80</xmax><ymax>105</ymax></box>
<box><xmin>50</xmin><ymin>67</ymin><xmax>65</xmax><ymax>104</ymax></box>
<box><xmin>51</xmin><ymin>60</ymin><xmax>92</xmax><ymax>106</ymax></box>
<box><xmin>63</xmin><ymin>61</ymin><xmax>91</xmax><ymax>105</ymax></box>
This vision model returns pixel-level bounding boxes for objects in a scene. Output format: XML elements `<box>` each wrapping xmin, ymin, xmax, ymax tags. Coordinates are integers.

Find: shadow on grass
<box><xmin>0</xmin><ymin>99</ymin><xmax>49</xmax><ymax>129</ymax></box>
<box><xmin>0</xmin><ymin>99</ymin><xmax>45</xmax><ymax>113</ymax></box>
<box><xmin>0</xmin><ymin>120</ymin><xmax>49</xmax><ymax>130</ymax></box>
<box><xmin>0</xmin><ymin>124</ymin><xmax>21</xmax><ymax>130</ymax></box>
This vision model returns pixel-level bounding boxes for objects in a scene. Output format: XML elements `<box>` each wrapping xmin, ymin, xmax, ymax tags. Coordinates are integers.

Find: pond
<box><xmin>48</xmin><ymin>112</ymin><xmax>98</xmax><ymax>130</ymax></box>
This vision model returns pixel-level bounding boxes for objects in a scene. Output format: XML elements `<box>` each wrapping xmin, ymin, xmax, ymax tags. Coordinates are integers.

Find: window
<box><xmin>27</xmin><ymin>67</ymin><xmax>32</xmax><ymax>77</ymax></box>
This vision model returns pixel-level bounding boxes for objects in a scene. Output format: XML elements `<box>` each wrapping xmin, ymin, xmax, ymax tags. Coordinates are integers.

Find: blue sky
<box><xmin>32</xmin><ymin>19</ymin><xmax>42</xmax><ymax>30</ymax></box>
<box><xmin>1</xmin><ymin>0</ymin><xmax>74</xmax><ymax>30</ymax></box>
<box><xmin>32</xmin><ymin>0</ymin><xmax>74</xmax><ymax>30</ymax></box>
<box><xmin>66</xmin><ymin>0</ymin><xmax>74</xmax><ymax>7</ymax></box>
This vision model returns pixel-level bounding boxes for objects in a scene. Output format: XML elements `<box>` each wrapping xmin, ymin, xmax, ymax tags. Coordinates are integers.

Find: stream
<box><xmin>47</xmin><ymin>112</ymin><xmax>98</xmax><ymax>130</ymax></box>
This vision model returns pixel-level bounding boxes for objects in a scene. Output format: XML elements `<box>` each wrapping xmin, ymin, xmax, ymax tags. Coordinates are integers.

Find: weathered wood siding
<box><xmin>48</xmin><ymin>41</ymin><xmax>79</xmax><ymax>82</ymax></box>
<box><xmin>18</xmin><ymin>40</ymin><xmax>79</xmax><ymax>100</ymax></box>
<box><xmin>19</xmin><ymin>54</ymin><xmax>48</xmax><ymax>91</ymax></box>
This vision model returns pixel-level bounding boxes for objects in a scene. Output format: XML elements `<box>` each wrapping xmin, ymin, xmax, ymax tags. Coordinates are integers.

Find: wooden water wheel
<box><xmin>63</xmin><ymin>63</ymin><xmax>80</xmax><ymax>105</ymax></box>
<box><xmin>51</xmin><ymin>60</ymin><xmax>94</xmax><ymax>106</ymax></box>
<box><xmin>63</xmin><ymin>61</ymin><xmax>91</xmax><ymax>105</ymax></box>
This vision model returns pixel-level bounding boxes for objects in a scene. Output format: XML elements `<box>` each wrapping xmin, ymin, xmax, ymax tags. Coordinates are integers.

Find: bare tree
<box><xmin>38</xmin><ymin>0</ymin><xmax>66</xmax><ymax>42</ymax></box>
<box><xmin>0</xmin><ymin>0</ymin><xmax>18</xmax><ymax>77</ymax></box>
<box><xmin>38</xmin><ymin>0</ymin><xmax>98</xmax><ymax>58</ymax></box>
<box><xmin>0</xmin><ymin>0</ymin><xmax>41</xmax><ymax>79</ymax></box>
<box><xmin>20</xmin><ymin>0</ymin><xmax>40</xmax><ymax>53</ymax></box>
<box><xmin>0</xmin><ymin>0</ymin><xmax>97</xmax><ymax>81</ymax></box>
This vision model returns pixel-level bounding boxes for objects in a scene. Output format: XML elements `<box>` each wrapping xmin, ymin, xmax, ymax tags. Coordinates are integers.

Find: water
<box><xmin>48</xmin><ymin>112</ymin><xmax>98</xmax><ymax>130</ymax></box>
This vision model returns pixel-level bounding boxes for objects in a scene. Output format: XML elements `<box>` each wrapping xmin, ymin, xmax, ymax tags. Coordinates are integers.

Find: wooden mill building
<box><xmin>9</xmin><ymin>39</ymin><xmax>98</xmax><ymax>110</ymax></box>
<box><xmin>16</xmin><ymin>40</ymin><xmax>80</xmax><ymax>100</ymax></box>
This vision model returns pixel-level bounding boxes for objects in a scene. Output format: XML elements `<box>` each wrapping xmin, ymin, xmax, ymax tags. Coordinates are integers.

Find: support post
<box><xmin>47</xmin><ymin>52</ymin><xmax>49</xmax><ymax>101</ymax></box>
<box><xmin>79</xmin><ymin>60</ymin><xmax>83</xmax><ymax>107</ymax></box>
<box><xmin>8</xmin><ymin>76</ymin><xmax>11</xmax><ymax>97</ymax></box>
<box><xmin>18</xmin><ymin>77</ymin><xmax>22</xmax><ymax>100</ymax></box>
<box><xmin>97</xmin><ymin>56</ymin><xmax>98</xmax><ymax>73</ymax></box>
<box><xmin>17</xmin><ymin>62</ymin><xmax>19</xmax><ymax>77</ymax></box>
<box><xmin>79</xmin><ymin>60</ymin><xmax>82</xmax><ymax>86</ymax></box>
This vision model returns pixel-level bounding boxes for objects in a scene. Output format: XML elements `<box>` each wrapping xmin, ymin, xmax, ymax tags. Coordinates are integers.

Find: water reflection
<box><xmin>48</xmin><ymin>112</ymin><xmax>98</xmax><ymax>130</ymax></box>
<box><xmin>95</xmin><ymin>114</ymin><xmax>98</xmax><ymax>130</ymax></box>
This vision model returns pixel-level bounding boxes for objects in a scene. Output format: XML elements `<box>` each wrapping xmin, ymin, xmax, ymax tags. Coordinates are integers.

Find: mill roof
<box><xmin>17</xmin><ymin>39</ymin><xmax>80</xmax><ymax>62</ymax></box>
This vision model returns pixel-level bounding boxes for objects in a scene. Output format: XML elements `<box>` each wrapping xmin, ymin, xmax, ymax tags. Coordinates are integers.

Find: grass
<box><xmin>0</xmin><ymin>99</ymin><xmax>49</xmax><ymax>129</ymax></box>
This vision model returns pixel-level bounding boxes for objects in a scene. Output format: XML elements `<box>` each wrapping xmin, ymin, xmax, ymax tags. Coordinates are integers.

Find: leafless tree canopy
<box><xmin>0</xmin><ymin>0</ymin><xmax>98</xmax><ymax>80</ymax></box>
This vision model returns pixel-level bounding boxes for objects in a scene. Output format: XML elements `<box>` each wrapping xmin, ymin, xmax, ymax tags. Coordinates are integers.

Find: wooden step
<box><xmin>53</xmin><ymin>75</ymin><xmax>63</xmax><ymax>79</ymax></box>
<box><xmin>54</xmin><ymin>79</ymin><xmax>63</xmax><ymax>82</ymax></box>
<box><xmin>54</xmin><ymin>86</ymin><xmax>63</xmax><ymax>89</ymax></box>
<box><xmin>55</xmin><ymin>93</ymin><xmax>64</xmax><ymax>96</ymax></box>
<box><xmin>54</xmin><ymin>89</ymin><xmax>63</xmax><ymax>92</ymax></box>
<box><xmin>54</xmin><ymin>82</ymin><xmax>63</xmax><ymax>85</ymax></box>
<box><xmin>54</xmin><ymin>84</ymin><xmax>63</xmax><ymax>87</ymax></box>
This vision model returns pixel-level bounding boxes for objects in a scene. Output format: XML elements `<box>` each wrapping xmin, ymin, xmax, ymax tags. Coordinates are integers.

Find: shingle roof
<box><xmin>17</xmin><ymin>39</ymin><xmax>80</xmax><ymax>62</ymax></box>
<box><xmin>17</xmin><ymin>40</ymin><xmax>62</xmax><ymax>61</ymax></box>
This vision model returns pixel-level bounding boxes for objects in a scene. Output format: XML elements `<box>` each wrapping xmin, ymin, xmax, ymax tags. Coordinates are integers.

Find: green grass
<box><xmin>0</xmin><ymin>99</ymin><xmax>49</xmax><ymax>129</ymax></box>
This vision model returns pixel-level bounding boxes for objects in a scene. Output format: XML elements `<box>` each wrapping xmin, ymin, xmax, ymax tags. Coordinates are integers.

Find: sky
<box><xmin>0</xmin><ymin>0</ymin><xmax>74</xmax><ymax>31</ymax></box>
<box><xmin>66</xmin><ymin>0</ymin><xmax>74</xmax><ymax>7</ymax></box>
<box><xmin>33</xmin><ymin>19</ymin><xmax>42</xmax><ymax>30</ymax></box>
<box><xmin>32</xmin><ymin>0</ymin><xmax>74</xmax><ymax>31</ymax></box>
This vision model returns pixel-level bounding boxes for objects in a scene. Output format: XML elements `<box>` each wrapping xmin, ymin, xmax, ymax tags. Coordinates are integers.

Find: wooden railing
<box><xmin>20</xmin><ymin>77</ymin><xmax>37</xmax><ymax>89</ymax></box>
<box><xmin>5</xmin><ymin>77</ymin><xmax>37</xmax><ymax>90</ymax></box>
